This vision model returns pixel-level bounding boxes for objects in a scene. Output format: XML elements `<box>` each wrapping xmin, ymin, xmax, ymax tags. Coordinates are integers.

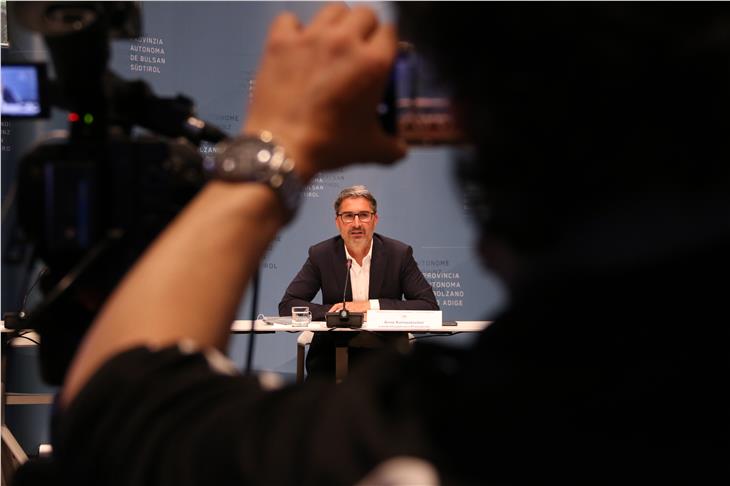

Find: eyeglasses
<box><xmin>337</xmin><ymin>211</ymin><xmax>375</xmax><ymax>223</ymax></box>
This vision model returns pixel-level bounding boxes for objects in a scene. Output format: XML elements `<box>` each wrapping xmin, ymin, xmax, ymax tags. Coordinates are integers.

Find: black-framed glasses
<box><xmin>337</xmin><ymin>211</ymin><xmax>375</xmax><ymax>223</ymax></box>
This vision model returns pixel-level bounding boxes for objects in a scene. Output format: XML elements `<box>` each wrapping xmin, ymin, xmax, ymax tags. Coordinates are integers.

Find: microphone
<box><xmin>339</xmin><ymin>259</ymin><xmax>353</xmax><ymax>320</ymax></box>
<box><xmin>325</xmin><ymin>258</ymin><xmax>364</xmax><ymax>328</ymax></box>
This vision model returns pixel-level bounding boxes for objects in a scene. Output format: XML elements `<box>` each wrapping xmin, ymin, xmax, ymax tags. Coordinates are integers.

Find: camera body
<box><xmin>18</xmin><ymin>135</ymin><xmax>204</xmax><ymax>261</ymax></box>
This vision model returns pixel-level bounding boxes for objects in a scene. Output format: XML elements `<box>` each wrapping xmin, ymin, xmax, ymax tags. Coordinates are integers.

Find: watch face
<box><xmin>212</xmin><ymin>137</ymin><xmax>270</xmax><ymax>181</ymax></box>
<box><xmin>206</xmin><ymin>134</ymin><xmax>302</xmax><ymax>222</ymax></box>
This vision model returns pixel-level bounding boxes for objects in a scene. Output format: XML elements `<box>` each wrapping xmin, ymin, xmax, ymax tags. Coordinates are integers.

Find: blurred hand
<box><xmin>244</xmin><ymin>4</ymin><xmax>407</xmax><ymax>181</ymax></box>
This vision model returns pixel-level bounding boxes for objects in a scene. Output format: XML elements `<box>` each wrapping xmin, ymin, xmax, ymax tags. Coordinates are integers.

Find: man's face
<box><xmin>335</xmin><ymin>196</ymin><xmax>378</xmax><ymax>250</ymax></box>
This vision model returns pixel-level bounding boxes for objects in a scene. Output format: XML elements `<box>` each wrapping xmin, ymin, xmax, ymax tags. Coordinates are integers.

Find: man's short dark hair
<box><xmin>334</xmin><ymin>185</ymin><xmax>378</xmax><ymax>214</ymax></box>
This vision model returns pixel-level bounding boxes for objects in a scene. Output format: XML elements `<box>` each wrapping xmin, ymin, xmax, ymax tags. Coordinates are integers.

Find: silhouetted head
<box><xmin>397</xmin><ymin>4</ymin><xmax>730</xmax><ymax>268</ymax></box>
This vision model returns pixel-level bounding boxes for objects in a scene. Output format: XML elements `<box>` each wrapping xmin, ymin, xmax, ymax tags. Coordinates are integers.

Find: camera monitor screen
<box><xmin>1</xmin><ymin>62</ymin><xmax>49</xmax><ymax>118</ymax></box>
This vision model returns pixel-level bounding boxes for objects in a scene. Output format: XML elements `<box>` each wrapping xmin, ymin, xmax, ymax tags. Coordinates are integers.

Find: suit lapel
<box><xmin>369</xmin><ymin>234</ymin><xmax>387</xmax><ymax>298</ymax></box>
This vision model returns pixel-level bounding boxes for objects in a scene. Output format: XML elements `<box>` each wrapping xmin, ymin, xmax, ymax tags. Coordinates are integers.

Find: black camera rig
<box><xmin>3</xmin><ymin>1</ymin><xmax>227</xmax><ymax>384</ymax></box>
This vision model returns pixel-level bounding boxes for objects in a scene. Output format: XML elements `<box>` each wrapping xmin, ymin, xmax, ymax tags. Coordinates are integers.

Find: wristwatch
<box><xmin>206</xmin><ymin>131</ymin><xmax>303</xmax><ymax>222</ymax></box>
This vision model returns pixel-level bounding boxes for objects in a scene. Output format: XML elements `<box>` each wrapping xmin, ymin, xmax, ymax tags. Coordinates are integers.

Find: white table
<box><xmin>230</xmin><ymin>319</ymin><xmax>490</xmax><ymax>333</ymax></box>
<box><xmin>231</xmin><ymin>319</ymin><xmax>491</xmax><ymax>382</ymax></box>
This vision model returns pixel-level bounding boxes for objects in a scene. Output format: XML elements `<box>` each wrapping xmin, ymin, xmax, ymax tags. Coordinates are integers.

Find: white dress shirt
<box><xmin>344</xmin><ymin>241</ymin><xmax>380</xmax><ymax>310</ymax></box>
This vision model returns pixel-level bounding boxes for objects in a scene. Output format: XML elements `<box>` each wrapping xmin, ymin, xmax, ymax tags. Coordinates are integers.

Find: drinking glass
<box><xmin>291</xmin><ymin>306</ymin><xmax>311</xmax><ymax>327</ymax></box>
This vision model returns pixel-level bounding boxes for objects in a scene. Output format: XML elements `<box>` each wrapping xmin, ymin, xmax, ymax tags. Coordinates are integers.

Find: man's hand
<box><xmin>243</xmin><ymin>4</ymin><xmax>407</xmax><ymax>182</ymax></box>
<box><xmin>328</xmin><ymin>301</ymin><xmax>370</xmax><ymax>313</ymax></box>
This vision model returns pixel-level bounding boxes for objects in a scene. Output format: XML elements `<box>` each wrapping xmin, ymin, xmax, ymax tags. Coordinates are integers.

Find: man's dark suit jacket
<box><xmin>279</xmin><ymin>233</ymin><xmax>438</xmax><ymax>378</ymax></box>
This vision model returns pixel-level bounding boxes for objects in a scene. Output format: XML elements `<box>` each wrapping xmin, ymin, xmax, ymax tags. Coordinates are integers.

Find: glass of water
<box><xmin>291</xmin><ymin>306</ymin><xmax>311</xmax><ymax>327</ymax></box>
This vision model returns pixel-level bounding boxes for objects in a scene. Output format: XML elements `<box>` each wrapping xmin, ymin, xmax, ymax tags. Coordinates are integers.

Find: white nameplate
<box><xmin>365</xmin><ymin>310</ymin><xmax>443</xmax><ymax>330</ymax></box>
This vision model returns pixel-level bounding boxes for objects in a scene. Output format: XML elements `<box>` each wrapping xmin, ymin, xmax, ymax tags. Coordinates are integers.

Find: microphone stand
<box><xmin>325</xmin><ymin>259</ymin><xmax>364</xmax><ymax>328</ymax></box>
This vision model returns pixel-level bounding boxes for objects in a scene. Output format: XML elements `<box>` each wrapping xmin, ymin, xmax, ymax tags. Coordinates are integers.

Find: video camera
<box><xmin>2</xmin><ymin>1</ymin><xmax>227</xmax><ymax>385</ymax></box>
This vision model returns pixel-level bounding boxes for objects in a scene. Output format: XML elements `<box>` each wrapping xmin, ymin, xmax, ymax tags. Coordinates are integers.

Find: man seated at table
<box><xmin>279</xmin><ymin>185</ymin><xmax>438</xmax><ymax>380</ymax></box>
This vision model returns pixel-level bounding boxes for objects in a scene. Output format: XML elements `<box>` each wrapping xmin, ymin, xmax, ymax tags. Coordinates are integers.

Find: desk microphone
<box><xmin>339</xmin><ymin>259</ymin><xmax>353</xmax><ymax>320</ymax></box>
<box><xmin>326</xmin><ymin>258</ymin><xmax>363</xmax><ymax>328</ymax></box>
